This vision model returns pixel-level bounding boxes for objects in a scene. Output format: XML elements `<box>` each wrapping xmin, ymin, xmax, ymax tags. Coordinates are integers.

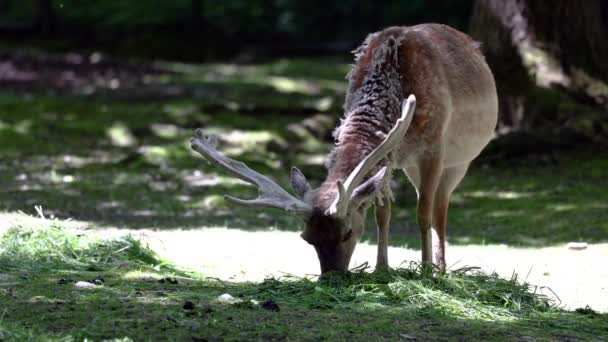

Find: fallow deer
<box><xmin>190</xmin><ymin>24</ymin><xmax>498</xmax><ymax>273</ymax></box>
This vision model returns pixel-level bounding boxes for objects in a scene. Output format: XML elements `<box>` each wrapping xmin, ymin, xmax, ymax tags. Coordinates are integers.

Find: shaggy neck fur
<box><xmin>316</xmin><ymin>36</ymin><xmax>404</xmax><ymax>208</ymax></box>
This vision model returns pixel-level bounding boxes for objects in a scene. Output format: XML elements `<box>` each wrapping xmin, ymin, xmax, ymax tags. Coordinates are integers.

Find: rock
<box><xmin>74</xmin><ymin>281</ymin><xmax>97</xmax><ymax>289</ymax></box>
<box><xmin>214</xmin><ymin>293</ymin><xmax>243</xmax><ymax>305</ymax></box>
<box><xmin>567</xmin><ymin>242</ymin><xmax>588</xmax><ymax>250</ymax></box>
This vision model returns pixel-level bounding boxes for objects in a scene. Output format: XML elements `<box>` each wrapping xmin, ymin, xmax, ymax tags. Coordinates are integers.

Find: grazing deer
<box><xmin>191</xmin><ymin>24</ymin><xmax>497</xmax><ymax>273</ymax></box>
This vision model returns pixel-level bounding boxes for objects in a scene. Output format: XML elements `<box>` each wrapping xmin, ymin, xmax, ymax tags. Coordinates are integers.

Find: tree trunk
<box><xmin>34</xmin><ymin>0</ymin><xmax>55</xmax><ymax>35</ymax></box>
<box><xmin>470</xmin><ymin>0</ymin><xmax>608</xmax><ymax>140</ymax></box>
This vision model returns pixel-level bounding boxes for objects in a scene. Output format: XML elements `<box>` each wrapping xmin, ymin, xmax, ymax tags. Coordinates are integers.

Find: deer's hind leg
<box><xmin>432</xmin><ymin>162</ymin><xmax>470</xmax><ymax>271</ymax></box>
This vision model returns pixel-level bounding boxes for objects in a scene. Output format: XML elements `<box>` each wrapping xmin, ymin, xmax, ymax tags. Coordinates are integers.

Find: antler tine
<box><xmin>190</xmin><ymin>129</ymin><xmax>312</xmax><ymax>217</ymax></box>
<box><xmin>328</xmin><ymin>94</ymin><xmax>416</xmax><ymax>217</ymax></box>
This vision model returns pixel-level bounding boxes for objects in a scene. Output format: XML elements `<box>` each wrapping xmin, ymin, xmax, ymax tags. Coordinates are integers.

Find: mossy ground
<box><xmin>0</xmin><ymin>55</ymin><xmax>607</xmax><ymax>340</ymax></box>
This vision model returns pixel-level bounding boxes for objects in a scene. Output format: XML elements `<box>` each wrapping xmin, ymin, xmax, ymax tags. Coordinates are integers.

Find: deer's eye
<box><xmin>341</xmin><ymin>229</ymin><xmax>353</xmax><ymax>243</ymax></box>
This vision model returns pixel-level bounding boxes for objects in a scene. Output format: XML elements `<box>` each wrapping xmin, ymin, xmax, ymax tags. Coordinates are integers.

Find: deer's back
<box><xmin>347</xmin><ymin>24</ymin><xmax>498</xmax><ymax>167</ymax></box>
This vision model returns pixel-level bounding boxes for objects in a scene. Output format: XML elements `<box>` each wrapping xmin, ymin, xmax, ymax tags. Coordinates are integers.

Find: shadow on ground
<box><xmin>1</xmin><ymin>53</ymin><xmax>607</xmax><ymax>248</ymax></box>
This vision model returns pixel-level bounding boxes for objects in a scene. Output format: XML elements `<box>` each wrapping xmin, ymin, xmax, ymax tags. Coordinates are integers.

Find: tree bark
<box><xmin>470</xmin><ymin>0</ymin><xmax>608</xmax><ymax>138</ymax></box>
<box><xmin>34</xmin><ymin>0</ymin><xmax>55</xmax><ymax>35</ymax></box>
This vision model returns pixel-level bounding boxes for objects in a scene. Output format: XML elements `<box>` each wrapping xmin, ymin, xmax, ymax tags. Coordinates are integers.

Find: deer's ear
<box><xmin>290</xmin><ymin>167</ymin><xmax>311</xmax><ymax>199</ymax></box>
<box><xmin>350</xmin><ymin>167</ymin><xmax>387</xmax><ymax>208</ymax></box>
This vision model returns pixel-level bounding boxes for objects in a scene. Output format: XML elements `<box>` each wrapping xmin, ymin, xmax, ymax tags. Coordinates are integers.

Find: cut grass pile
<box><xmin>1</xmin><ymin>218</ymin><xmax>606</xmax><ymax>341</ymax></box>
<box><xmin>0</xmin><ymin>216</ymin><xmax>161</xmax><ymax>274</ymax></box>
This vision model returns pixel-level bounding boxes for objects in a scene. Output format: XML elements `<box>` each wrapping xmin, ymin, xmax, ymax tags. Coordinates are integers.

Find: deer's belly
<box><xmin>394</xmin><ymin>99</ymin><xmax>497</xmax><ymax>169</ymax></box>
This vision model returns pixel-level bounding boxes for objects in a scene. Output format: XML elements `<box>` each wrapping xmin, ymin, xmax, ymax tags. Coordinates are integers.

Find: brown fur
<box><xmin>306</xmin><ymin>24</ymin><xmax>496</xmax><ymax>272</ymax></box>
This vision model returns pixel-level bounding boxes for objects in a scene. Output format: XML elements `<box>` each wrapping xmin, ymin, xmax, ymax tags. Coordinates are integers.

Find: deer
<box><xmin>190</xmin><ymin>24</ymin><xmax>498</xmax><ymax>274</ymax></box>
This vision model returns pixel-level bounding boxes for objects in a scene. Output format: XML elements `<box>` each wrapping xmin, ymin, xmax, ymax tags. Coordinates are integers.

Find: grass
<box><xmin>1</xmin><ymin>88</ymin><xmax>606</xmax><ymax>245</ymax></box>
<box><xmin>1</xmin><ymin>55</ymin><xmax>607</xmax><ymax>339</ymax></box>
<box><xmin>1</xmin><ymin>218</ymin><xmax>606</xmax><ymax>341</ymax></box>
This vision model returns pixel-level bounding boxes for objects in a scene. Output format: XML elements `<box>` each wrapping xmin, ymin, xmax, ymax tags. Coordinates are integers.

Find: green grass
<box><xmin>1</xmin><ymin>88</ymin><xmax>607</xmax><ymax>245</ymax></box>
<box><xmin>1</xmin><ymin>55</ymin><xmax>607</xmax><ymax>339</ymax></box>
<box><xmin>1</xmin><ymin>219</ymin><xmax>606</xmax><ymax>341</ymax></box>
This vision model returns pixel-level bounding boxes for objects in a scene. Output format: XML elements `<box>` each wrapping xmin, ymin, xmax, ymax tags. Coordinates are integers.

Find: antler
<box><xmin>328</xmin><ymin>94</ymin><xmax>416</xmax><ymax>217</ymax></box>
<box><xmin>190</xmin><ymin>129</ymin><xmax>312</xmax><ymax>217</ymax></box>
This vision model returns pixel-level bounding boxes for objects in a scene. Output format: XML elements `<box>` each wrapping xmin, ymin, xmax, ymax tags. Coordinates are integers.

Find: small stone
<box><xmin>261</xmin><ymin>299</ymin><xmax>280</xmax><ymax>312</ymax></box>
<box><xmin>214</xmin><ymin>293</ymin><xmax>243</xmax><ymax>304</ymax></box>
<box><xmin>74</xmin><ymin>281</ymin><xmax>97</xmax><ymax>289</ymax></box>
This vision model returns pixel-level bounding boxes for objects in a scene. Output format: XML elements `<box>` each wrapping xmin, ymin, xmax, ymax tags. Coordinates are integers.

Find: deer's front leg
<box><xmin>416</xmin><ymin>157</ymin><xmax>443</xmax><ymax>266</ymax></box>
<box><xmin>375</xmin><ymin>197</ymin><xmax>391</xmax><ymax>270</ymax></box>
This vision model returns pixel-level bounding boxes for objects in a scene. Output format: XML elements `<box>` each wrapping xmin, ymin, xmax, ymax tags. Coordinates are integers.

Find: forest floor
<box><xmin>0</xmin><ymin>51</ymin><xmax>607</xmax><ymax>340</ymax></box>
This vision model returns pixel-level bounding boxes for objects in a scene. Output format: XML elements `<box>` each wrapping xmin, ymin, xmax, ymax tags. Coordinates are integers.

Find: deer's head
<box><xmin>190</xmin><ymin>96</ymin><xmax>415</xmax><ymax>274</ymax></box>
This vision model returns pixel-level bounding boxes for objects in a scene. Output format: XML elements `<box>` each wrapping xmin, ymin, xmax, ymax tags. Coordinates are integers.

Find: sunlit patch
<box><xmin>547</xmin><ymin>204</ymin><xmax>578</xmax><ymax>212</ymax></box>
<box><xmin>120</xmin><ymin>270</ymin><xmax>161</xmax><ymax>281</ymax></box>
<box><xmin>295</xmin><ymin>153</ymin><xmax>327</xmax><ymax>166</ymax></box>
<box><xmin>133</xmin><ymin>209</ymin><xmax>156</xmax><ymax>217</ymax></box>
<box><xmin>14</xmin><ymin>120</ymin><xmax>32</xmax><ymax>134</ymax></box>
<box><xmin>313</xmin><ymin>96</ymin><xmax>333</xmax><ymax>111</ymax></box>
<box><xmin>202</xmin><ymin>195</ymin><xmax>225</xmax><ymax>209</ymax></box>
<box><xmin>220</xmin><ymin>129</ymin><xmax>276</xmax><ymax>145</ymax></box>
<box><xmin>181</xmin><ymin>171</ymin><xmax>249</xmax><ymax>187</ymax></box>
<box><xmin>47</xmin><ymin>170</ymin><xmax>77</xmax><ymax>184</ymax></box>
<box><xmin>99</xmin><ymin>201</ymin><xmax>122</xmax><ymax>209</ymax></box>
<box><xmin>150</xmin><ymin>123</ymin><xmax>180</xmax><ymax>138</ymax></box>
<box><xmin>487</xmin><ymin>210</ymin><xmax>522</xmax><ymax>218</ymax></box>
<box><xmin>109</xmin><ymin>78</ymin><xmax>120</xmax><ymax>89</ymax></box>
<box><xmin>107</xmin><ymin>122</ymin><xmax>137</xmax><ymax>147</ymax></box>
<box><xmin>163</xmin><ymin>103</ymin><xmax>201</xmax><ymax>119</ymax></box>
<box><xmin>138</xmin><ymin>144</ymin><xmax>186</xmax><ymax>165</ymax></box>
<box><xmin>267</xmin><ymin>76</ymin><xmax>321</xmax><ymax>95</ymax></box>
<box><xmin>89</xmin><ymin>52</ymin><xmax>102</xmax><ymax>64</ymax></box>
<box><xmin>466</xmin><ymin>190</ymin><xmax>533</xmax><ymax>200</ymax></box>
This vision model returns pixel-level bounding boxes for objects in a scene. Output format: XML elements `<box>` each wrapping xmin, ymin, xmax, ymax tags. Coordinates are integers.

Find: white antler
<box><xmin>327</xmin><ymin>94</ymin><xmax>416</xmax><ymax>217</ymax></box>
<box><xmin>190</xmin><ymin>129</ymin><xmax>312</xmax><ymax>217</ymax></box>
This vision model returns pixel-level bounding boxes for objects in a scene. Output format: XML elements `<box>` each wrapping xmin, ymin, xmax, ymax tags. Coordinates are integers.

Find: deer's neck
<box><xmin>317</xmin><ymin>37</ymin><xmax>404</xmax><ymax>208</ymax></box>
<box><xmin>327</xmin><ymin>65</ymin><xmax>402</xmax><ymax>178</ymax></box>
